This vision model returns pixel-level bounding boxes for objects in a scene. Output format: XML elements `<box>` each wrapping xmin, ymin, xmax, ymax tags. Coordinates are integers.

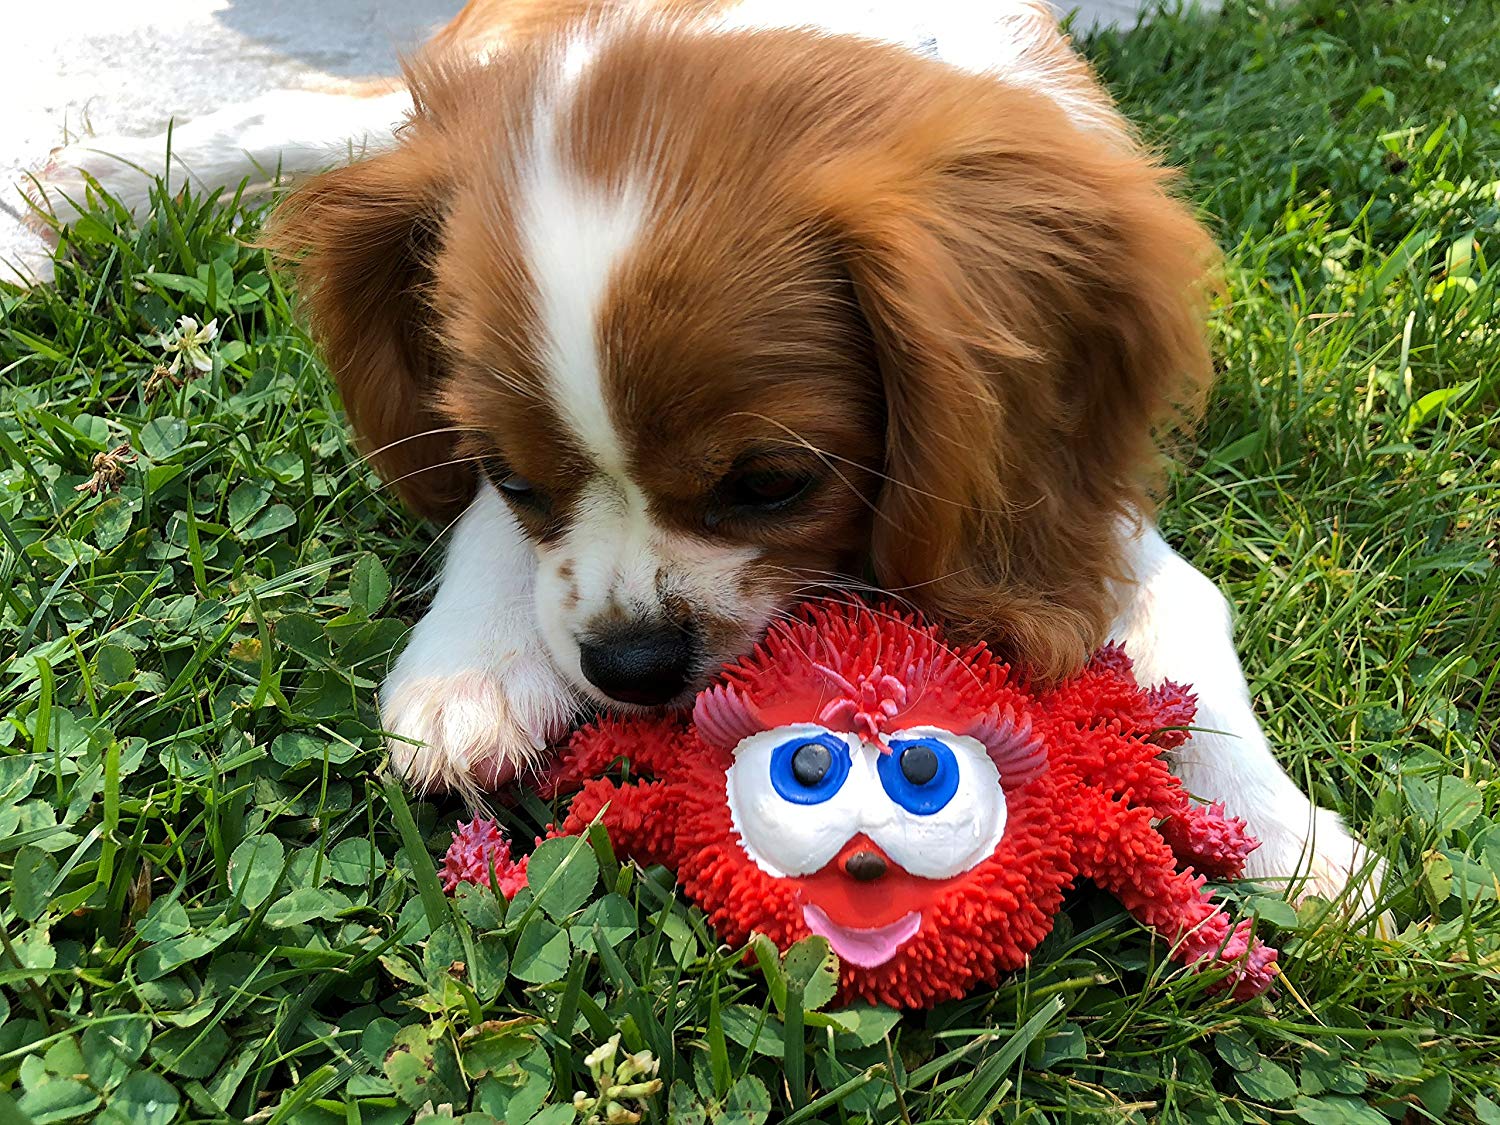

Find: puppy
<box><xmin>34</xmin><ymin>0</ymin><xmax>1383</xmax><ymax>910</ymax></box>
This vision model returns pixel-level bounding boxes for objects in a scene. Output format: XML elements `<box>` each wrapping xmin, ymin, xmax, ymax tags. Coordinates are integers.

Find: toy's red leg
<box><xmin>558</xmin><ymin>777</ymin><xmax>683</xmax><ymax>870</ymax></box>
<box><xmin>1063</xmin><ymin>729</ymin><xmax>1195</xmax><ymax>820</ymax></box>
<box><xmin>1058</xmin><ymin>730</ymin><xmax>1259</xmax><ymax>880</ymax></box>
<box><xmin>1072</xmin><ymin>792</ymin><xmax>1277</xmax><ymax>1000</ymax></box>
<box><xmin>545</xmin><ymin>715</ymin><xmax>695</xmax><ymax>793</ymax></box>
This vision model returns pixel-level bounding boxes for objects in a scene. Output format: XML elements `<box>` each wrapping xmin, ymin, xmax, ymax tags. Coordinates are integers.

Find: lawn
<box><xmin>1</xmin><ymin>0</ymin><xmax>1497</xmax><ymax>1120</ymax></box>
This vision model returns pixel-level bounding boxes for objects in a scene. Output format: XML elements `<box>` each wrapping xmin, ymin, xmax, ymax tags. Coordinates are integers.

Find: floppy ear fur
<box><xmin>264</xmin><ymin>131</ymin><xmax>470</xmax><ymax>520</ymax></box>
<box><xmin>823</xmin><ymin>82</ymin><xmax>1217</xmax><ymax>681</ymax></box>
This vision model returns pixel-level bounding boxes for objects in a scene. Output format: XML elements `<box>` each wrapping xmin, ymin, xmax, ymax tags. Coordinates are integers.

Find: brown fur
<box><xmin>265</xmin><ymin>135</ymin><xmax>468</xmax><ymax>516</ymax></box>
<box><xmin>267</xmin><ymin>2</ymin><xmax>1215</xmax><ymax>682</ymax></box>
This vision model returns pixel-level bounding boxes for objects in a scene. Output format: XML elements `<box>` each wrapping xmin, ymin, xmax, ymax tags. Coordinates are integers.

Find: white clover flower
<box><xmin>616</xmin><ymin>1049</ymin><xmax>660</xmax><ymax>1086</ymax></box>
<box><xmin>157</xmin><ymin>315</ymin><xmax>219</xmax><ymax>376</ymax></box>
<box><xmin>573</xmin><ymin>1034</ymin><xmax>662</xmax><ymax>1125</ymax></box>
<box><xmin>584</xmin><ymin>1034</ymin><xmax>621</xmax><ymax>1079</ymax></box>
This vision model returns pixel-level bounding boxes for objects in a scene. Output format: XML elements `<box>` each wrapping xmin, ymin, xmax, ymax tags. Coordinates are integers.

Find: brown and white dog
<box><xmin>33</xmin><ymin>0</ymin><xmax>1381</xmax><ymax>909</ymax></box>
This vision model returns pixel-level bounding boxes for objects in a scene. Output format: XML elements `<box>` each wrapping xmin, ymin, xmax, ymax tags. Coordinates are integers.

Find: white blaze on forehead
<box><xmin>567</xmin><ymin>478</ymin><xmax>660</xmax><ymax>615</ymax></box>
<box><xmin>513</xmin><ymin>28</ymin><xmax>779</xmax><ymax>688</ymax></box>
<box><xmin>518</xmin><ymin>32</ymin><xmax>649</xmax><ymax>476</ymax></box>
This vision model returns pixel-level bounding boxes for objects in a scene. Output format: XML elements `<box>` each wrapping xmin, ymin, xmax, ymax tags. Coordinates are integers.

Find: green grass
<box><xmin>2</xmin><ymin>0</ymin><xmax>1498</xmax><ymax>1120</ymax></box>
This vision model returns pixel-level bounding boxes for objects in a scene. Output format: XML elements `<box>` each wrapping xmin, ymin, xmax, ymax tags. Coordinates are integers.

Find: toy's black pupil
<box><xmin>900</xmin><ymin>744</ymin><xmax>939</xmax><ymax>786</ymax></box>
<box><xmin>791</xmin><ymin>742</ymin><xmax>831</xmax><ymax>786</ymax></box>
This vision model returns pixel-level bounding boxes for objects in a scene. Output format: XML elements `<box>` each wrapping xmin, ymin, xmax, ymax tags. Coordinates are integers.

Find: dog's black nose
<box><xmin>579</xmin><ymin>621</ymin><xmax>697</xmax><ymax>705</ymax></box>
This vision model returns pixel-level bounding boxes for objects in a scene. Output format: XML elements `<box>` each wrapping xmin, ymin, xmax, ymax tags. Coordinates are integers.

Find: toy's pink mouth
<box><xmin>803</xmin><ymin>904</ymin><xmax>922</xmax><ymax>968</ymax></box>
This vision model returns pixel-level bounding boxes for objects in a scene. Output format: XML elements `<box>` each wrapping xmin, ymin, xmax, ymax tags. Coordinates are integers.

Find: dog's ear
<box><xmin>265</xmin><ymin>136</ymin><xmax>469</xmax><ymax>520</ymax></box>
<box><xmin>824</xmin><ymin>85</ymin><xmax>1217</xmax><ymax>680</ymax></box>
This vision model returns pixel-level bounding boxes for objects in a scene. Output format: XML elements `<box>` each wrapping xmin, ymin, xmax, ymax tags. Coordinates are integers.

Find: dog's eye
<box><xmin>497</xmin><ymin>471</ymin><xmax>535</xmax><ymax>497</ymax></box>
<box><xmin>482</xmin><ymin>459</ymin><xmax>551</xmax><ymax>514</ymax></box>
<box><xmin>707</xmin><ymin>466</ymin><xmax>817</xmax><ymax>527</ymax></box>
<box><xmin>731</xmin><ymin>469</ymin><xmax>811</xmax><ymax>506</ymax></box>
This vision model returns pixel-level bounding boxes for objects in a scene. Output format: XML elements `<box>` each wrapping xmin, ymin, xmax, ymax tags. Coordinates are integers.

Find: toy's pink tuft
<box><xmin>441</xmin><ymin>816</ymin><xmax>529</xmax><ymax>899</ymax></box>
<box><xmin>712</xmin><ymin>599</ymin><xmax>1035</xmax><ymax>757</ymax></box>
<box><xmin>1161</xmin><ymin>801</ymin><xmax>1260</xmax><ymax>879</ymax></box>
<box><xmin>809</xmin><ymin>662</ymin><xmax>910</xmax><ymax>741</ymax></box>
<box><xmin>1186</xmin><ymin>916</ymin><xmax>1278</xmax><ymax>1000</ymax></box>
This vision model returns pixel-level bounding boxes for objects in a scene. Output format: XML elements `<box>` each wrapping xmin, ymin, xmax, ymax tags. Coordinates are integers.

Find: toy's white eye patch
<box><xmin>864</xmin><ymin>727</ymin><xmax>1007</xmax><ymax>880</ymax></box>
<box><xmin>726</xmin><ymin>723</ymin><xmax>1008</xmax><ymax>882</ymax></box>
<box><xmin>727</xmin><ymin>724</ymin><xmax>868</xmax><ymax>877</ymax></box>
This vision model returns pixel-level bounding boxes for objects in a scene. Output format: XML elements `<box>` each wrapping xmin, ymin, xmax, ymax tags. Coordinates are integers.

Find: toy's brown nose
<box><xmin>844</xmin><ymin>850</ymin><xmax>887</xmax><ymax>882</ymax></box>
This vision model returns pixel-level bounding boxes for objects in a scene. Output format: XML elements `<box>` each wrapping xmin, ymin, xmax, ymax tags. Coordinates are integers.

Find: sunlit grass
<box><xmin>1</xmin><ymin>0</ymin><xmax>1496</xmax><ymax>1120</ymax></box>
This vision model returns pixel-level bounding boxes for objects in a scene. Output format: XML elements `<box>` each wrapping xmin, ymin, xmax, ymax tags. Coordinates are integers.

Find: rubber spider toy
<box><xmin>489</xmin><ymin>600</ymin><xmax>1277</xmax><ymax>1008</ymax></box>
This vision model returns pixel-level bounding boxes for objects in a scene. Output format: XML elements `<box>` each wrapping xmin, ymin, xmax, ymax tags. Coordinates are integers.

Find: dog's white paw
<box><xmin>381</xmin><ymin>667</ymin><xmax>575</xmax><ymax>802</ymax></box>
<box><xmin>1243</xmin><ymin>804</ymin><xmax>1391</xmax><ymax>934</ymax></box>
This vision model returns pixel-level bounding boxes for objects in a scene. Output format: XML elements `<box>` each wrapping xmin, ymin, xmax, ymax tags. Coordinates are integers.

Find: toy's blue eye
<box><xmin>769</xmin><ymin>732</ymin><xmax>851</xmax><ymax>805</ymax></box>
<box><xmin>879</xmin><ymin>737</ymin><xmax>960</xmax><ymax>815</ymax></box>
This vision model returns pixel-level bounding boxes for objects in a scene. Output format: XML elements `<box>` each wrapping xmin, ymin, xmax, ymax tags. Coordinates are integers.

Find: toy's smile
<box><xmin>803</xmin><ymin>904</ymin><xmax>922</xmax><ymax>968</ymax></box>
<box><xmin>723</xmin><ymin>719</ymin><xmax>1009</xmax><ymax>970</ymax></box>
<box><xmin>789</xmin><ymin>834</ymin><xmax>957</xmax><ymax>965</ymax></box>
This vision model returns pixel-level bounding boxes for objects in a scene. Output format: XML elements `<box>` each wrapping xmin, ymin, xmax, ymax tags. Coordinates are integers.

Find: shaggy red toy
<box><xmin>449</xmin><ymin>600</ymin><xmax>1277</xmax><ymax>1009</ymax></box>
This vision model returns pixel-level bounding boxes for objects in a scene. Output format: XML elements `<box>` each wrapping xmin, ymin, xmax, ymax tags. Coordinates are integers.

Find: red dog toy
<box><xmin>449</xmin><ymin>600</ymin><xmax>1277</xmax><ymax>1008</ymax></box>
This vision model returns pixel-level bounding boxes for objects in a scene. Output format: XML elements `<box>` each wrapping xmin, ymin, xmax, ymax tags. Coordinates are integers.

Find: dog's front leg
<box><xmin>382</xmin><ymin>483</ymin><xmax>578</xmax><ymax>801</ymax></box>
